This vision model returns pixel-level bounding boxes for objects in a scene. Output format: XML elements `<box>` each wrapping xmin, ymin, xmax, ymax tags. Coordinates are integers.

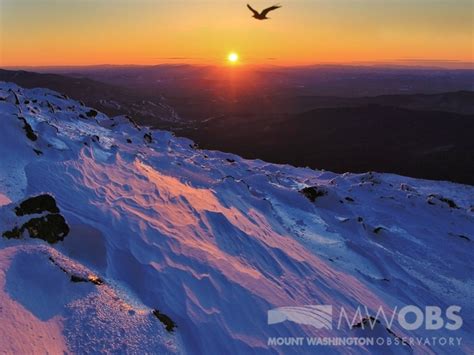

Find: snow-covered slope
<box><xmin>0</xmin><ymin>82</ymin><xmax>473</xmax><ymax>354</ymax></box>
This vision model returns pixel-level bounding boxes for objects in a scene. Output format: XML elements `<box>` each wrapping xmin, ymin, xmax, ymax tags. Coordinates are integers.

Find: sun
<box><xmin>227</xmin><ymin>52</ymin><xmax>239</xmax><ymax>64</ymax></box>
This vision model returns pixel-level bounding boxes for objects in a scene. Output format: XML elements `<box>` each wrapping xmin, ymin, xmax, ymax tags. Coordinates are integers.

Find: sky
<box><xmin>0</xmin><ymin>0</ymin><xmax>473</xmax><ymax>67</ymax></box>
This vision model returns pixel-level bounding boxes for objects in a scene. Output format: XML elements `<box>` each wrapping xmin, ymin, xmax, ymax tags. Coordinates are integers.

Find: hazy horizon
<box><xmin>2</xmin><ymin>60</ymin><xmax>474</xmax><ymax>71</ymax></box>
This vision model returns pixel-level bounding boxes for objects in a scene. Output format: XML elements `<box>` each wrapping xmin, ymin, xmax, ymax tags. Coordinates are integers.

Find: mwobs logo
<box><xmin>267</xmin><ymin>305</ymin><xmax>333</xmax><ymax>329</ymax></box>
<box><xmin>267</xmin><ymin>304</ymin><xmax>462</xmax><ymax>332</ymax></box>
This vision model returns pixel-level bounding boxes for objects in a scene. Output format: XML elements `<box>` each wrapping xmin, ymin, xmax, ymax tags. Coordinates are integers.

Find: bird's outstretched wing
<box><xmin>247</xmin><ymin>4</ymin><xmax>259</xmax><ymax>16</ymax></box>
<box><xmin>261</xmin><ymin>4</ymin><xmax>282</xmax><ymax>17</ymax></box>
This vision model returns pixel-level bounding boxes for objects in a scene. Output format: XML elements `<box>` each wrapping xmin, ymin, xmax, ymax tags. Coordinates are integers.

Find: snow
<box><xmin>0</xmin><ymin>193</ymin><xmax>10</xmax><ymax>207</ymax></box>
<box><xmin>0</xmin><ymin>82</ymin><xmax>473</xmax><ymax>354</ymax></box>
<box><xmin>0</xmin><ymin>247</ymin><xmax>67</xmax><ymax>354</ymax></box>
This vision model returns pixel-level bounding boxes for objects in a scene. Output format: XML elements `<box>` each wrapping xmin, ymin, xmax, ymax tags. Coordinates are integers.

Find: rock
<box><xmin>400</xmin><ymin>183</ymin><xmax>417</xmax><ymax>192</ymax></box>
<box><xmin>427</xmin><ymin>194</ymin><xmax>459</xmax><ymax>209</ymax></box>
<box><xmin>49</xmin><ymin>257</ymin><xmax>104</xmax><ymax>284</ymax></box>
<box><xmin>2</xmin><ymin>227</ymin><xmax>21</xmax><ymax>239</ymax></box>
<box><xmin>299</xmin><ymin>186</ymin><xmax>328</xmax><ymax>202</ymax></box>
<box><xmin>3</xmin><ymin>195</ymin><xmax>70</xmax><ymax>244</ymax></box>
<box><xmin>373</xmin><ymin>226</ymin><xmax>385</xmax><ymax>234</ymax></box>
<box><xmin>70</xmin><ymin>275</ymin><xmax>88</xmax><ymax>283</ymax></box>
<box><xmin>17</xmin><ymin>116</ymin><xmax>37</xmax><ymax>141</ymax></box>
<box><xmin>22</xmin><ymin>214</ymin><xmax>70</xmax><ymax>243</ymax></box>
<box><xmin>86</xmin><ymin>109</ymin><xmax>98</xmax><ymax>118</ymax></box>
<box><xmin>15</xmin><ymin>194</ymin><xmax>60</xmax><ymax>216</ymax></box>
<box><xmin>3</xmin><ymin>214</ymin><xmax>69</xmax><ymax>244</ymax></box>
<box><xmin>352</xmin><ymin>316</ymin><xmax>379</xmax><ymax>329</ymax></box>
<box><xmin>152</xmin><ymin>309</ymin><xmax>176</xmax><ymax>332</ymax></box>
<box><xmin>144</xmin><ymin>133</ymin><xmax>153</xmax><ymax>144</ymax></box>
<box><xmin>125</xmin><ymin>115</ymin><xmax>140</xmax><ymax>130</ymax></box>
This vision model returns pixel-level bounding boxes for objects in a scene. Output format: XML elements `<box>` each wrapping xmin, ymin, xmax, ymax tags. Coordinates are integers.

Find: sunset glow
<box><xmin>0</xmin><ymin>0</ymin><xmax>472</xmax><ymax>68</ymax></box>
<box><xmin>227</xmin><ymin>52</ymin><xmax>239</xmax><ymax>64</ymax></box>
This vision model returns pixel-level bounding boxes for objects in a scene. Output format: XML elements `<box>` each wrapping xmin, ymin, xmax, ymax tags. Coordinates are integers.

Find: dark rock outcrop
<box><xmin>22</xmin><ymin>214</ymin><xmax>69</xmax><ymax>243</ymax></box>
<box><xmin>49</xmin><ymin>257</ymin><xmax>104</xmax><ymax>285</ymax></box>
<box><xmin>86</xmin><ymin>109</ymin><xmax>98</xmax><ymax>118</ymax></box>
<box><xmin>144</xmin><ymin>132</ymin><xmax>153</xmax><ymax>144</ymax></box>
<box><xmin>373</xmin><ymin>226</ymin><xmax>386</xmax><ymax>234</ymax></box>
<box><xmin>427</xmin><ymin>194</ymin><xmax>459</xmax><ymax>209</ymax></box>
<box><xmin>2</xmin><ymin>227</ymin><xmax>21</xmax><ymax>239</ymax></box>
<box><xmin>15</xmin><ymin>194</ymin><xmax>60</xmax><ymax>216</ymax></box>
<box><xmin>3</xmin><ymin>194</ymin><xmax>70</xmax><ymax>244</ymax></box>
<box><xmin>18</xmin><ymin>116</ymin><xmax>37</xmax><ymax>141</ymax></box>
<box><xmin>152</xmin><ymin>309</ymin><xmax>177</xmax><ymax>332</ymax></box>
<box><xmin>299</xmin><ymin>186</ymin><xmax>328</xmax><ymax>202</ymax></box>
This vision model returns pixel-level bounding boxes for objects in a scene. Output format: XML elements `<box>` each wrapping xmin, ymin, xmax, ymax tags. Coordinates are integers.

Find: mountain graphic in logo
<box><xmin>268</xmin><ymin>305</ymin><xmax>332</xmax><ymax>329</ymax></box>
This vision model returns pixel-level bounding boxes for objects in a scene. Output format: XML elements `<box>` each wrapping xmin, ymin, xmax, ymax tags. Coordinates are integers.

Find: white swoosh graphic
<box><xmin>268</xmin><ymin>305</ymin><xmax>332</xmax><ymax>329</ymax></box>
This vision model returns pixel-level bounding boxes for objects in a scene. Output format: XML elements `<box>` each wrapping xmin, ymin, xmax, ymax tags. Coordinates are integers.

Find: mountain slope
<box><xmin>0</xmin><ymin>69</ymin><xmax>181</xmax><ymax>126</ymax></box>
<box><xmin>3</xmin><ymin>69</ymin><xmax>474</xmax><ymax>185</ymax></box>
<box><xmin>0</xmin><ymin>82</ymin><xmax>473</xmax><ymax>354</ymax></box>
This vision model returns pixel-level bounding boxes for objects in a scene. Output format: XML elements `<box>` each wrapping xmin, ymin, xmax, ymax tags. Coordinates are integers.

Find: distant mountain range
<box><xmin>286</xmin><ymin>91</ymin><xmax>474</xmax><ymax>115</ymax></box>
<box><xmin>190</xmin><ymin>105</ymin><xmax>474</xmax><ymax>185</ymax></box>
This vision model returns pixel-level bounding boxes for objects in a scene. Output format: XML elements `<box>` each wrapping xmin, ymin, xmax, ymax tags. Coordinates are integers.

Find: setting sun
<box><xmin>227</xmin><ymin>52</ymin><xmax>239</xmax><ymax>64</ymax></box>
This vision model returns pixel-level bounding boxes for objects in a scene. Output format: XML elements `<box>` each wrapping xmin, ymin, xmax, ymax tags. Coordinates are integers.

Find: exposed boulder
<box><xmin>86</xmin><ymin>109</ymin><xmax>98</xmax><ymax>118</ymax></box>
<box><xmin>49</xmin><ymin>256</ymin><xmax>104</xmax><ymax>285</ymax></box>
<box><xmin>299</xmin><ymin>186</ymin><xmax>328</xmax><ymax>202</ymax></box>
<box><xmin>144</xmin><ymin>132</ymin><xmax>153</xmax><ymax>144</ymax></box>
<box><xmin>3</xmin><ymin>194</ymin><xmax>70</xmax><ymax>244</ymax></box>
<box><xmin>152</xmin><ymin>309</ymin><xmax>176</xmax><ymax>332</ymax></box>
<box><xmin>22</xmin><ymin>214</ymin><xmax>69</xmax><ymax>243</ymax></box>
<box><xmin>427</xmin><ymin>194</ymin><xmax>459</xmax><ymax>209</ymax></box>
<box><xmin>70</xmin><ymin>274</ymin><xmax>104</xmax><ymax>285</ymax></box>
<box><xmin>373</xmin><ymin>226</ymin><xmax>386</xmax><ymax>234</ymax></box>
<box><xmin>15</xmin><ymin>194</ymin><xmax>60</xmax><ymax>216</ymax></box>
<box><xmin>2</xmin><ymin>227</ymin><xmax>21</xmax><ymax>239</ymax></box>
<box><xmin>352</xmin><ymin>316</ymin><xmax>379</xmax><ymax>329</ymax></box>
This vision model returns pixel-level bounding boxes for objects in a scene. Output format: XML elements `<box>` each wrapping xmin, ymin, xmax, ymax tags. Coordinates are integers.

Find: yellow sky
<box><xmin>0</xmin><ymin>0</ymin><xmax>472</xmax><ymax>67</ymax></box>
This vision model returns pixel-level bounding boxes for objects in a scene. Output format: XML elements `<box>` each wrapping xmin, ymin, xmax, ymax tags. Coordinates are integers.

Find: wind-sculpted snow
<box><xmin>0</xmin><ymin>82</ymin><xmax>473</xmax><ymax>354</ymax></box>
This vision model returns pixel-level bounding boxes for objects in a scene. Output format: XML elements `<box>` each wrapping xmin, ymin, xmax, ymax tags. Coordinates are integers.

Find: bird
<box><xmin>247</xmin><ymin>4</ymin><xmax>282</xmax><ymax>20</ymax></box>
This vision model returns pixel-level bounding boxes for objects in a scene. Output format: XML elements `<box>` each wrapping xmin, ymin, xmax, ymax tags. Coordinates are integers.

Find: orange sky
<box><xmin>0</xmin><ymin>0</ymin><xmax>473</xmax><ymax>68</ymax></box>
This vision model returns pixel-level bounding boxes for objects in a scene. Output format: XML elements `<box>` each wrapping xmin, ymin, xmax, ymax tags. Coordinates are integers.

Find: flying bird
<box><xmin>247</xmin><ymin>4</ymin><xmax>282</xmax><ymax>20</ymax></box>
